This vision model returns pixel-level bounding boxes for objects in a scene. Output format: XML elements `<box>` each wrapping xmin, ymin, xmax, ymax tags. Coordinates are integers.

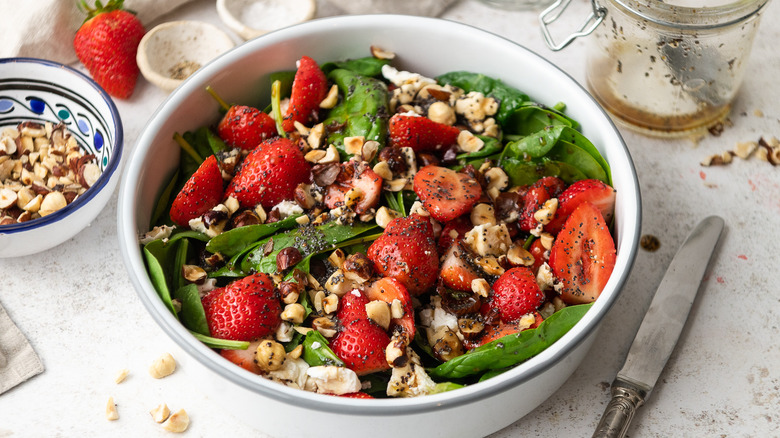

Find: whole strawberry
<box><xmin>73</xmin><ymin>0</ymin><xmax>144</xmax><ymax>99</ymax></box>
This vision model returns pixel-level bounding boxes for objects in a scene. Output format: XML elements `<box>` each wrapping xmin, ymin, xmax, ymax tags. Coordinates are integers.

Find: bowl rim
<box><xmin>0</xmin><ymin>57</ymin><xmax>123</xmax><ymax>234</ymax></box>
<box><xmin>119</xmin><ymin>14</ymin><xmax>641</xmax><ymax>415</ymax></box>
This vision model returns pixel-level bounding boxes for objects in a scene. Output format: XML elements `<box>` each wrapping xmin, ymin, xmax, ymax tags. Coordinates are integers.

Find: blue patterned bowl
<box><xmin>0</xmin><ymin>58</ymin><xmax>123</xmax><ymax>257</ymax></box>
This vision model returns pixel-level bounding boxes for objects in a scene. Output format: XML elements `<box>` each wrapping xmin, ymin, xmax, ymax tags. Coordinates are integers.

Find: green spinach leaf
<box><xmin>206</xmin><ymin>215</ymin><xmax>302</xmax><ymax>257</ymax></box>
<box><xmin>173</xmin><ymin>284</ymin><xmax>210</xmax><ymax>336</ymax></box>
<box><xmin>302</xmin><ymin>330</ymin><xmax>345</xmax><ymax>367</ymax></box>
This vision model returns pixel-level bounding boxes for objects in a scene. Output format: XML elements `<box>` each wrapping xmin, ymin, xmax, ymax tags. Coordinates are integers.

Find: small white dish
<box><xmin>216</xmin><ymin>0</ymin><xmax>316</xmax><ymax>40</ymax></box>
<box><xmin>137</xmin><ymin>21</ymin><xmax>235</xmax><ymax>93</ymax></box>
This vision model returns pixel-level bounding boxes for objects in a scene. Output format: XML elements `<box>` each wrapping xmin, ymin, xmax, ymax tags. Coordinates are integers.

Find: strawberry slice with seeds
<box><xmin>337</xmin><ymin>289</ymin><xmax>370</xmax><ymax>325</ymax></box>
<box><xmin>440</xmin><ymin>243</ymin><xmax>481</xmax><ymax>292</ymax></box>
<box><xmin>224</xmin><ymin>137</ymin><xmax>311</xmax><ymax>209</ymax></box>
<box><xmin>549</xmin><ymin>201</ymin><xmax>616</xmax><ymax>305</ymax></box>
<box><xmin>388</xmin><ymin>113</ymin><xmax>460</xmax><ymax>153</ymax></box>
<box><xmin>217</xmin><ymin>105</ymin><xmax>278</xmax><ymax>150</ymax></box>
<box><xmin>366</xmin><ymin>277</ymin><xmax>415</xmax><ymax>339</ymax></box>
<box><xmin>367</xmin><ymin>214</ymin><xmax>439</xmax><ymax>295</ymax></box>
<box><xmin>220</xmin><ymin>340</ymin><xmax>263</xmax><ymax>374</ymax></box>
<box><xmin>413</xmin><ymin>165</ymin><xmax>482</xmax><ymax>223</ymax></box>
<box><xmin>492</xmin><ymin>267</ymin><xmax>545</xmax><ymax>323</ymax></box>
<box><xmin>519</xmin><ymin>176</ymin><xmax>565</xmax><ymax>232</ymax></box>
<box><xmin>202</xmin><ymin>272</ymin><xmax>281</xmax><ymax>341</ymax></box>
<box><xmin>169</xmin><ymin>154</ymin><xmax>223</xmax><ymax>227</ymax></box>
<box><xmin>324</xmin><ymin>160</ymin><xmax>383</xmax><ymax>214</ymax></box>
<box><xmin>282</xmin><ymin>56</ymin><xmax>328</xmax><ymax>133</ymax></box>
<box><xmin>330</xmin><ymin>318</ymin><xmax>391</xmax><ymax>376</ymax></box>
<box><xmin>545</xmin><ymin>179</ymin><xmax>616</xmax><ymax>235</ymax></box>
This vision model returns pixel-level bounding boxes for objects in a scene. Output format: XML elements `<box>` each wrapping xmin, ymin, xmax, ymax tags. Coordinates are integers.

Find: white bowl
<box><xmin>216</xmin><ymin>0</ymin><xmax>316</xmax><ymax>40</ymax></box>
<box><xmin>118</xmin><ymin>15</ymin><xmax>641</xmax><ymax>438</ymax></box>
<box><xmin>0</xmin><ymin>58</ymin><xmax>123</xmax><ymax>258</ymax></box>
<box><xmin>137</xmin><ymin>21</ymin><xmax>235</xmax><ymax>93</ymax></box>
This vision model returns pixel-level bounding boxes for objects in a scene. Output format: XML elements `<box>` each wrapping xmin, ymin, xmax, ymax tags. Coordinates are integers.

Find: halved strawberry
<box><xmin>220</xmin><ymin>340</ymin><xmax>263</xmax><ymax>374</ymax></box>
<box><xmin>437</xmin><ymin>215</ymin><xmax>473</xmax><ymax>256</ymax></box>
<box><xmin>202</xmin><ymin>272</ymin><xmax>281</xmax><ymax>341</ymax></box>
<box><xmin>388</xmin><ymin>113</ymin><xmax>460</xmax><ymax>153</ymax></box>
<box><xmin>282</xmin><ymin>56</ymin><xmax>328</xmax><ymax>133</ymax></box>
<box><xmin>337</xmin><ymin>392</ymin><xmax>375</xmax><ymax>399</ymax></box>
<box><xmin>170</xmin><ymin>154</ymin><xmax>223</xmax><ymax>227</ymax></box>
<box><xmin>324</xmin><ymin>160</ymin><xmax>383</xmax><ymax>214</ymax></box>
<box><xmin>224</xmin><ymin>137</ymin><xmax>311</xmax><ymax>209</ymax></box>
<box><xmin>367</xmin><ymin>214</ymin><xmax>439</xmax><ymax>295</ymax></box>
<box><xmin>330</xmin><ymin>318</ymin><xmax>391</xmax><ymax>376</ymax></box>
<box><xmin>519</xmin><ymin>176</ymin><xmax>565</xmax><ymax>232</ymax></box>
<box><xmin>413</xmin><ymin>165</ymin><xmax>482</xmax><ymax>223</ymax></box>
<box><xmin>528</xmin><ymin>238</ymin><xmax>547</xmax><ymax>275</ymax></box>
<box><xmin>439</xmin><ymin>243</ymin><xmax>481</xmax><ymax>292</ymax></box>
<box><xmin>366</xmin><ymin>277</ymin><xmax>415</xmax><ymax>339</ymax></box>
<box><xmin>492</xmin><ymin>267</ymin><xmax>545</xmax><ymax>323</ymax></box>
<box><xmin>545</xmin><ymin>179</ymin><xmax>616</xmax><ymax>235</ymax></box>
<box><xmin>337</xmin><ymin>289</ymin><xmax>370</xmax><ymax>325</ymax></box>
<box><xmin>462</xmin><ymin>312</ymin><xmax>543</xmax><ymax>350</ymax></box>
<box><xmin>217</xmin><ymin>105</ymin><xmax>278</xmax><ymax>150</ymax></box>
<box><xmin>549</xmin><ymin>202</ymin><xmax>616</xmax><ymax>305</ymax></box>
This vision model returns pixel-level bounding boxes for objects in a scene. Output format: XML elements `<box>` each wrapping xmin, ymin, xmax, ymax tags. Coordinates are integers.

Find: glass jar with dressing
<box><xmin>540</xmin><ymin>0</ymin><xmax>769</xmax><ymax>136</ymax></box>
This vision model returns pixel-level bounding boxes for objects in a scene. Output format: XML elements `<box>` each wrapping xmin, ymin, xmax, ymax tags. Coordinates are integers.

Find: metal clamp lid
<box><xmin>539</xmin><ymin>0</ymin><xmax>607</xmax><ymax>51</ymax></box>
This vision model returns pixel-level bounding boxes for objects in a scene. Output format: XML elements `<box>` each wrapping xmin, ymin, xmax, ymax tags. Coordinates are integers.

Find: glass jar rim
<box><xmin>608</xmin><ymin>0</ymin><xmax>769</xmax><ymax>29</ymax></box>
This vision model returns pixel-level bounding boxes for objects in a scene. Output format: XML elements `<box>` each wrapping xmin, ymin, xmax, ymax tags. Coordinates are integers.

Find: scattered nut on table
<box><xmin>106</xmin><ymin>397</ymin><xmax>119</xmax><ymax>421</ymax></box>
<box><xmin>149</xmin><ymin>353</ymin><xmax>176</xmax><ymax>379</ymax></box>
<box><xmin>114</xmin><ymin>368</ymin><xmax>129</xmax><ymax>384</ymax></box>
<box><xmin>161</xmin><ymin>409</ymin><xmax>190</xmax><ymax>433</ymax></box>
<box><xmin>150</xmin><ymin>403</ymin><xmax>171</xmax><ymax>423</ymax></box>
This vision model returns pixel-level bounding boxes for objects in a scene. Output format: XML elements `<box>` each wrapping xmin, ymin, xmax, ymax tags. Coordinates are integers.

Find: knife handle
<box><xmin>592</xmin><ymin>380</ymin><xmax>647</xmax><ymax>438</ymax></box>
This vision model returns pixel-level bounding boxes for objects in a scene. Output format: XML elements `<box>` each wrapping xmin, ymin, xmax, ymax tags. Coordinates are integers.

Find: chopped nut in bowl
<box><xmin>0</xmin><ymin>58</ymin><xmax>123</xmax><ymax>258</ymax></box>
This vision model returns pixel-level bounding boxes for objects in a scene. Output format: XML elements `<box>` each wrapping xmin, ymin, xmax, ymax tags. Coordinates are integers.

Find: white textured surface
<box><xmin>1</xmin><ymin>0</ymin><xmax>779</xmax><ymax>436</ymax></box>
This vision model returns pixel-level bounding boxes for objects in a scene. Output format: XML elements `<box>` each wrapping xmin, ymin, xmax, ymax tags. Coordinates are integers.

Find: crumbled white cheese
<box><xmin>381</xmin><ymin>65</ymin><xmax>436</xmax><ymax>88</ymax></box>
<box><xmin>266</xmin><ymin>358</ymin><xmax>310</xmax><ymax>390</ymax></box>
<box><xmin>306</xmin><ymin>366</ymin><xmax>362</xmax><ymax>395</ymax></box>
<box><xmin>386</xmin><ymin>351</ymin><xmax>436</xmax><ymax>397</ymax></box>
<box><xmin>463</xmin><ymin>223</ymin><xmax>511</xmax><ymax>257</ymax></box>
<box><xmin>140</xmin><ymin>225</ymin><xmax>175</xmax><ymax>244</ymax></box>
<box><xmin>273</xmin><ymin>200</ymin><xmax>304</xmax><ymax>219</ymax></box>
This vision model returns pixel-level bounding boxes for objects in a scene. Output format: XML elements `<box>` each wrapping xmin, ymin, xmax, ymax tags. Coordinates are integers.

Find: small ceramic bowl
<box><xmin>0</xmin><ymin>58</ymin><xmax>123</xmax><ymax>258</ymax></box>
<box><xmin>137</xmin><ymin>21</ymin><xmax>235</xmax><ymax>93</ymax></box>
<box><xmin>216</xmin><ymin>0</ymin><xmax>316</xmax><ymax>40</ymax></box>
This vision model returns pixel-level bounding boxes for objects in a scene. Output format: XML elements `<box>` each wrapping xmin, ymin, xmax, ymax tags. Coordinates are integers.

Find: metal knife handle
<box><xmin>592</xmin><ymin>380</ymin><xmax>647</xmax><ymax>438</ymax></box>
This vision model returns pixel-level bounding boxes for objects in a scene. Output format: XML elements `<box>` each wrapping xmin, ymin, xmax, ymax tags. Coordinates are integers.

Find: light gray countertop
<box><xmin>1</xmin><ymin>0</ymin><xmax>778</xmax><ymax>436</ymax></box>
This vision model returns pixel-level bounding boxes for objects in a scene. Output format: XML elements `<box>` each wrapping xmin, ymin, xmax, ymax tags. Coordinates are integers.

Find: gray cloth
<box><xmin>0</xmin><ymin>302</ymin><xmax>44</xmax><ymax>394</ymax></box>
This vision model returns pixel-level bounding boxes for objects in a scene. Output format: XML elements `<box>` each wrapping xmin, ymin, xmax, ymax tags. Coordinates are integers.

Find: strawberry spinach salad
<box><xmin>140</xmin><ymin>50</ymin><xmax>617</xmax><ymax>398</ymax></box>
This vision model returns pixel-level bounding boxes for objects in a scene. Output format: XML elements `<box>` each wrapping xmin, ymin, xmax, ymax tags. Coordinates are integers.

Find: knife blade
<box><xmin>592</xmin><ymin>215</ymin><xmax>725</xmax><ymax>438</ymax></box>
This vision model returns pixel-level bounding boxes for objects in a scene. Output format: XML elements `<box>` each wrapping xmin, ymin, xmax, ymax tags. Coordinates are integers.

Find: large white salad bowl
<box><xmin>118</xmin><ymin>15</ymin><xmax>641</xmax><ymax>438</ymax></box>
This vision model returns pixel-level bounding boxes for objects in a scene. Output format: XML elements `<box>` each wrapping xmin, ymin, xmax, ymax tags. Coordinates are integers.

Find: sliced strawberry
<box><xmin>437</xmin><ymin>215</ymin><xmax>473</xmax><ymax>256</ymax></box>
<box><xmin>528</xmin><ymin>238</ymin><xmax>547</xmax><ymax>275</ymax></box>
<box><xmin>220</xmin><ymin>340</ymin><xmax>263</xmax><ymax>374</ymax></box>
<box><xmin>337</xmin><ymin>289</ymin><xmax>370</xmax><ymax>325</ymax></box>
<box><xmin>462</xmin><ymin>312</ymin><xmax>543</xmax><ymax>350</ymax></box>
<box><xmin>224</xmin><ymin>137</ymin><xmax>311</xmax><ymax>209</ymax></box>
<box><xmin>367</xmin><ymin>214</ymin><xmax>439</xmax><ymax>295</ymax></box>
<box><xmin>388</xmin><ymin>113</ymin><xmax>460</xmax><ymax>153</ymax></box>
<box><xmin>337</xmin><ymin>392</ymin><xmax>375</xmax><ymax>399</ymax></box>
<box><xmin>202</xmin><ymin>272</ymin><xmax>281</xmax><ymax>341</ymax></box>
<box><xmin>217</xmin><ymin>105</ymin><xmax>278</xmax><ymax>150</ymax></box>
<box><xmin>282</xmin><ymin>56</ymin><xmax>328</xmax><ymax>133</ymax></box>
<box><xmin>492</xmin><ymin>267</ymin><xmax>545</xmax><ymax>323</ymax></box>
<box><xmin>519</xmin><ymin>176</ymin><xmax>566</xmax><ymax>232</ymax></box>
<box><xmin>440</xmin><ymin>243</ymin><xmax>481</xmax><ymax>292</ymax></box>
<box><xmin>413</xmin><ymin>165</ymin><xmax>482</xmax><ymax>223</ymax></box>
<box><xmin>366</xmin><ymin>277</ymin><xmax>415</xmax><ymax>339</ymax></box>
<box><xmin>330</xmin><ymin>318</ymin><xmax>391</xmax><ymax>376</ymax></box>
<box><xmin>545</xmin><ymin>179</ymin><xmax>616</xmax><ymax>235</ymax></box>
<box><xmin>549</xmin><ymin>202</ymin><xmax>616</xmax><ymax>305</ymax></box>
<box><xmin>170</xmin><ymin>154</ymin><xmax>223</xmax><ymax>227</ymax></box>
<box><xmin>324</xmin><ymin>160</ymin><xmax>383</xmax><ymax>214</ymax></box>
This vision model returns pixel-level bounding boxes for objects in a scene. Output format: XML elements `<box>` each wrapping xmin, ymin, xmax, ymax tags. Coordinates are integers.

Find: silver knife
<box><xmin>593</xmin><ymin>215</ymin><xmax>725</xmax><ymax>438</ymax></box>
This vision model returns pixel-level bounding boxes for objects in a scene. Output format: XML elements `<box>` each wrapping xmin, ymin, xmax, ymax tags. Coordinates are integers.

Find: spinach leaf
<box><xmin>143</xmin><ymin>239</ymin><xmax>181</xmax><ymax>316</ymax></box>
<box><xmin>320</xmin><ymin>56</ymin><xmax>390</xmax><ymax>77</ymax></box>
<box><xmin>503</xmin><ymin>103</ymin><xmax>577</xmax><ymax>136</ymax></box>
<box><xmin>455</xmin><ymin>135</ymin><xmax>503</xmax><ymax>161</ymax></box>
<box><xmin>205</xmin><ymin>127</ymin><xmax>230</xmax><ymax>157</ymax></box>
<box><xmin>501</xmin><ymin>157</ymin><xmax>587</xmax><ymax>186</ymax></box>
<box><xmin>171</xmin><ymin>238</ymin><xmax>190</xmax><ymax>292</ymax></box>
<box><xmin>302</xmin><ymin>330</ymin><xmax>345</xmax><ymax>367</ymax></box>
<box><xmin>241</xmin><ymin>221</ymin><xmax>378</xmax><ymax>274</ymax></box>
<box><xmin>173</xmin><ymin>284</ymin><xmax>210</xmax><ymax>336</ymax></box>
<box><xmin>324</xmin><ymin>69</ymin><xmax>390</xmax><ymax>155</ymax></box>
<box><xmin>150</xmin><ymin>169</ymin><xmax>179</xmax><ymax>227</ymax></box>
<box><xmin>190</xmin><ymin>331</ymin><xmax>249</xmax><ymax>350</ymax></box>
<box><xmin>431</xmin><ymin>382</ymin><xmax>465</xmax><ymax>394</ymax></box>
<box><xmin>427</xmin><ymin>303</ymin><xmax>593</xmax><ymax>379</ymax></box>
<box><xmin>168</xmin><ymin>230</ymin><xmax>210</xmax><ymax>244</ymax></box>
<box><xmin>206</xmin><ymin>215</ymin><xmax>302</xmax><ymax>257</ymax></box>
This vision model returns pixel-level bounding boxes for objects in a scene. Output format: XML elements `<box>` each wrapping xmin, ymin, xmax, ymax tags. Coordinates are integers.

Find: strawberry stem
<box><xmin>270</xmin><ymin>80</ymin><xmax>287</xmax><ymax>138</ymax></box>
<box><xmin>205</xmin><ymin>85</ymin><xmax>231</xmax><ymax>112</ymax></box>
<box><xmin>77</xmin><ymin>0</ymin><xmax>132</xmax><ymax>24</ymax></box>
<box><xmin>173</xmin><ymin>132</ymin><xmax>204</xmax><ymax>164</ymax></box>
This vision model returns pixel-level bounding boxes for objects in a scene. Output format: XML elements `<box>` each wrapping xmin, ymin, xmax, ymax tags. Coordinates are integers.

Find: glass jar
<box><xmin>541</xmin><ymin>0</ymin><xmax>769</xmax><ymax>136</ymax></box>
